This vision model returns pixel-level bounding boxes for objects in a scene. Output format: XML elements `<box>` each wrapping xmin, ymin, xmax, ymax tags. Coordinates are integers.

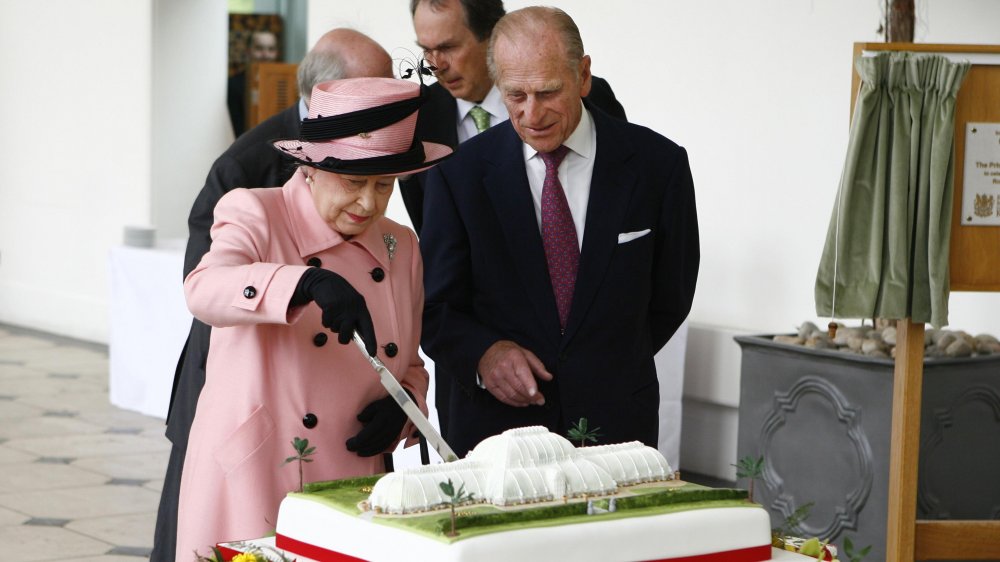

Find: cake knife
<box><xmin>352</xmin><ymin>331</ymin><xmax>459</xmax><ymax>462</ymax></box>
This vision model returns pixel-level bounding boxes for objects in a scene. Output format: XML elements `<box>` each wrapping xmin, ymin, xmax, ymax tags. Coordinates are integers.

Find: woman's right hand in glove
<box><xmin>292</xmin><ymin>267</ymin><xmax>377</xmax><ymax>356</ymax></box>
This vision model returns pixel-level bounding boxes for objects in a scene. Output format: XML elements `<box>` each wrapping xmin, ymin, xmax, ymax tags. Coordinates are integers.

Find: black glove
<box><xmin>292</xmin><ymin>267</ymin><xmax>377</xmax><ymax>356</ymax></box>
<box><xmin>346</xmin><ymin>393</ymin><xmax>410</xmax><ymax>457</ymax></box>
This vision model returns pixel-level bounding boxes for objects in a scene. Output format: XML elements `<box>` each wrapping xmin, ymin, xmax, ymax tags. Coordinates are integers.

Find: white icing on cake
<box><xmin>275</xmin><ymin>499</ymin><xmax>773</xmax><ymax>562</ymax></box>
<box><xmin>370</xmin><ymin>426</ymin><xmax>673</xmax><ymax>513</ymax></box>
<box><xmin>273</xmin><ymin>427</ymin><xmax>773</xmax><ymax>561</ymax></box>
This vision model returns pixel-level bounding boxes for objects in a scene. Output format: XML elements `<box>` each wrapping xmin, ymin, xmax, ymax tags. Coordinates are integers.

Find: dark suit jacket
<box><xmin>399</xmin><ymin>76</ymin><xmax>626</xmax><ymax>234</ymax></box>
<box><xmin>166</xmin><ymin>104</ymin><xmax>301</xmax><ymax>447</ymax></box>
<box><xmin>227</xmin><ymin>71</ymin><xmax>249</xmax><ymax>137</ymax></box>
<box><xmin>420</xmin><ymin>104</ymin><xmax>699</xmax><ymax>456</ymax></box>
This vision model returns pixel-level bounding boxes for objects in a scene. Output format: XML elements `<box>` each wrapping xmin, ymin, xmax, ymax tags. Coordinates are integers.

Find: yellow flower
<box><xmin>231</xmin><ymin>554</ymin><xmax>261</xmax><ymax>562</ymax></box>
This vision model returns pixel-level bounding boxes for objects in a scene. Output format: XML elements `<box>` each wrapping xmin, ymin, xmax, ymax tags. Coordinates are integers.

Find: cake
<box><xmin>258</xmin><ymin>427</ymin><xmax>774</xmax><ymax>562</ymax></box>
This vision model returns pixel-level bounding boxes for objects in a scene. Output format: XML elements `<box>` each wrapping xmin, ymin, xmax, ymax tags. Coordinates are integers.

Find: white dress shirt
<box><xmin>455</xmin><ymin>87</ymin><xmax>508</xmax><ymax>143</ymax></box>
<box><xmin>522</xmin><ymin>106</ymin><xmax>596</xmax><ymax>250</ymax></box>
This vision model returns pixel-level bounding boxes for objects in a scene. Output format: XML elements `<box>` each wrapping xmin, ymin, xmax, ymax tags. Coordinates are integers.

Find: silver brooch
<box><xmin>383</xmin><ymin>233</ymin><xmax>397</xmax><ymax>261</ymax></box>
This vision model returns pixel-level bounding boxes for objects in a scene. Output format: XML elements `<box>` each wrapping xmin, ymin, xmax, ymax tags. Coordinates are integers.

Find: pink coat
<box><xmin>174</xmin><ymin>173</ymin><xmax>428</xmax><ymax>561</ymax></box>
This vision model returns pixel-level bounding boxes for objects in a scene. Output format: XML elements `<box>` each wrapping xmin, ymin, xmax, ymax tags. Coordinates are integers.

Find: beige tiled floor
<box><xmin>0</xmin><ymin>323</ymin><xmax>169</xmax><ymax>561</ymax></box>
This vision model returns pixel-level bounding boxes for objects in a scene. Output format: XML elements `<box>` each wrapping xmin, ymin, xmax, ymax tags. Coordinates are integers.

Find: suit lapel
<box><xmin>440</xmin><ymin>92</ymin><xmax>459</xmax><ymax>148</ymax></box>
<box><xmin>483</xmin><ymin>124</ymin><xmax>562</xmax><ymax>339</ymax></box>
<box><xmin>562</xmin><ymin>108</ymin><xmax>638</xmax><ymax>345</ymax></box>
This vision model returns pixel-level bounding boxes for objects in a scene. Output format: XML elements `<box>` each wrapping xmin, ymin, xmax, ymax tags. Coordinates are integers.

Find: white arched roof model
<box><xmin>368</xmin><ymin>460</ymin><xmax>488</xmax><ymax>514</ymax></box>
<box><xmin>367</xmin><ymin>427</ymin><xmax>674</xmax><ymax>514</ymax></box>
<box><xmin>556</xmin><ymin>458</ymin><xmax>617</xmax><ymax>497</ymax></box>
<box><xmin>580</xmin><ymin>442</ymin><xmax>673</xmax><ymax>485</ymax></box>
<box><xmin>467</xmin><ymin>426</ymin><xmax>577</xmax><ymax>468</ymax></box>
<box><xmin>483</xmin><ymin>465</ymin><xmax>552</xmax><ymax>506</ymax></box>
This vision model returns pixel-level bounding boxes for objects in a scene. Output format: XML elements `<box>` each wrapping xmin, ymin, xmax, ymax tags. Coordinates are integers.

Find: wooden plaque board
<box><xmin>248</xmin><ymin>61</ymin><xmax>299</xmax><ymax>130</ymax></box>
<box><xmin>852</xmin><ymin>43</ymin><xmax>1000</xmax><ymax>292</ymax></box>
<box><xmin>849</xmin><ymin>42</ymin><xmax>1000</xmax><ymax>562</ymax></box>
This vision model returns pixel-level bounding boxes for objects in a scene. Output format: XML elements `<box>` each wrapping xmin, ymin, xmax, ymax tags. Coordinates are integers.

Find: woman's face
<box><xmin>307</xmin><ymin>170</ymin><xmax>394</xmax><ymax>237</ymax></box>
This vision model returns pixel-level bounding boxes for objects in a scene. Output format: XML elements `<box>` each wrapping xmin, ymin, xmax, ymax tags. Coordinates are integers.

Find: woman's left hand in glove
<box><xmin>345</xmin><ymin>393</ymin><xmax>410</xmax><ymax>457</ymax></box>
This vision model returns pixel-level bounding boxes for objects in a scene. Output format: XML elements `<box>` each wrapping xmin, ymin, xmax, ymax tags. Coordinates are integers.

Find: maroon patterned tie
<box><xmin>539</xmin><ymin>145</ymin><xmax>577</xmax><ymax>331</ymax></box>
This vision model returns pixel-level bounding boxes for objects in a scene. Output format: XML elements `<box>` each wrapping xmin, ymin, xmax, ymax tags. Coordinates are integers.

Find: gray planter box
<box><xmin>735</xmin><ymin>335</ymin><xmax>1000</xmax><ymax>561</ymax></box>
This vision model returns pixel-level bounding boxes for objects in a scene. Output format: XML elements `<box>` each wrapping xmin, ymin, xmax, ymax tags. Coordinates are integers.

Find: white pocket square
<box><xmin>617</xmin><ymin>229</ymin><xmax>651</xmax><ymax>244</ymax></box>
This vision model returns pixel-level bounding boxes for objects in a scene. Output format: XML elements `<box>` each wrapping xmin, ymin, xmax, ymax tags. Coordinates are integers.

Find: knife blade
<box><xmin>352</xmin><ymin>331</ymin><xmax>458</xmax><ymax>462</ymax></box>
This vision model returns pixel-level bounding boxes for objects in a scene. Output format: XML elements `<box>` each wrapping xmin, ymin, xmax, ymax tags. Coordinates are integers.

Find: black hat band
<box><xmin>277</xmin><ymin>139</ymin><xmax>429</xmax><ymax>175</ymax></box>
<box><xmin>299</xmin><ymin>86</ymin><xmax>427</xmax><ymax>142</ymax></box>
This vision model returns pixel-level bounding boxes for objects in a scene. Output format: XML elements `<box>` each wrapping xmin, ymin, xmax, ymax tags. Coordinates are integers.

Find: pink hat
<box><xmin>272</xmin><ymin>77</ymin><xmax>452</xmax><ymax>175</ymax></box>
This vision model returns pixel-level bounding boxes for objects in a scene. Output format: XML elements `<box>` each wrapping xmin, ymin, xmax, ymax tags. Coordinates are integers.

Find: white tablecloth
<box><xmin>655</xmin><ymin>320</ymin><xmax>688</xmax><ymax>470</ymax></box>
<box><xmin>108</xmin><ymin>240</ymin><xmax>191</xmax><ymax>419</ymax></box>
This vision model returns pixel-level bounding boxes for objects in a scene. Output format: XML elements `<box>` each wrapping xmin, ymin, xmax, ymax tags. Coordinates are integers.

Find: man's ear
<box><xmin>579</xmin><ymin>55</ymin><xmax>593</xmax><ymax>98</ymax></box>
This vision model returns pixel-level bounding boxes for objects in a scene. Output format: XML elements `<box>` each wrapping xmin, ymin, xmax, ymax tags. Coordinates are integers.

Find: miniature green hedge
<box><xmin>436</xmin><ymin>502</ymin><xmax>588</xmax><ymax>533</ymax></box>
<box><xmin>303</xmin><ymin>474</ymin><xmax>381</xmax><ymax>494</ymax></box>
<box><xmin>615</xmin><ymin>487</ymin><xmax>747</xmax><ymax>509</ymax></box>
<box><xmin>436</xmin><ymin>487</ymin><xmax>748</xmax><ymax>533</ymax></box>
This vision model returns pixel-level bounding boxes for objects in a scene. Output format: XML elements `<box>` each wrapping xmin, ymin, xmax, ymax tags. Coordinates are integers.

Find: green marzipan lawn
<box><xmin>296</xmin><ymin>477</ymin><xmax>756</xmax><ymax>544</ymax></box>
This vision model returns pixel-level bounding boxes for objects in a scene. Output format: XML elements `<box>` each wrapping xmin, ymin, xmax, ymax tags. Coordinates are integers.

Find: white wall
<box><xmin>152</xmin><ymin>0</ymin><xmax>232</xmax><ymax>240</ymax></box>
<box><xmin>0</xmin><ymin>0</ymin><xmax>153</xmax><ymax>340</ymax></box>
<box><xmin>1</xmin><ymin>0</ymin><xmax>998</xmax><ymax>477</ymax></box>
<box><xmin>0</xmin><ymin>0</ymin><xmax>231</xmax><ymax>342</ymax></box>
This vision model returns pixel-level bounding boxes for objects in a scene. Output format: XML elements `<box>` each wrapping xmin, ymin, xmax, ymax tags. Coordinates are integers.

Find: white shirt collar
<box><xmin>522</xmin><ymin>102</ymin><xmax>594</xmax><ymax>161</ymax></box>
<box><xmin>455</xmin><ymin>86</ymin><xmax>508</xmax><ymax>124</ymax></box>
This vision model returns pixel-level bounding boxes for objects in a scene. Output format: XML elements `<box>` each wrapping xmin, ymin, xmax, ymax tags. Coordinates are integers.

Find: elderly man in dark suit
<box><xmin>401</xmin><ymin>0</ymin><xmax>626</xmax><ymax>234</ymax></box>
<box><xmin>150</xmin><ymin>28</ymin><xmax>392</xmax><ymax>562</ymax></box>
<box><xmin>420</xmin><ymin>6</ymin><xmax>699</xmax><ymax>457</ymax></box>
<box><xmin>405</xmin><ymin>0</ymin><xmax>627</xmax><ymax>439</ymax></box>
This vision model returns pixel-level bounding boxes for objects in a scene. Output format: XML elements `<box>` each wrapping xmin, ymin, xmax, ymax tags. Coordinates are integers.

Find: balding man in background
<box><xmin>150</xmin><ymin>28</ymin><xmax>393</xmax><ymax>562</ymax></box>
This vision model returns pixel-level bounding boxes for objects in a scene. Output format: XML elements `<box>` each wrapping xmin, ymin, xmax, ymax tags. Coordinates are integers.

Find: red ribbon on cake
<box><xmin>275</xmin><ymin>534</ymin><xmax>772</xmax><ymax>562</ymax></box>
<box><xmin>277</xmin><ymin>533</ymin><xmax>368</xmax><ymax>561</ymax></box>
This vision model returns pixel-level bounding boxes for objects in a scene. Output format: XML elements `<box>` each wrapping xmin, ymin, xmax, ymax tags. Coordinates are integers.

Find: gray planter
<box><xmin>735</xmin><ymin>335</ymin><xmax>1000</xmax><ymax>561</ymax></box>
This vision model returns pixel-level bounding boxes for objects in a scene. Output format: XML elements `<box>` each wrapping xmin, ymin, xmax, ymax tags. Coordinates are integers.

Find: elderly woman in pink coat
<box><xmin>174</xmin><ymin>77</ymin><xmax>452</xmax><ymax>560</ymax></box>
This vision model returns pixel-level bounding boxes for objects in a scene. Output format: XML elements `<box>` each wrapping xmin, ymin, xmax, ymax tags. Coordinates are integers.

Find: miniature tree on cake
<box><xmin>732</xmin><ymin>454</ymin><xmax>764</xmax><ymax>502</ymax></box>
<box><xmin>440</xmin><ymin>478</ymin><xmax>475</xmax><ymax>537</ymax></box>
<box><xmin>567</xmin><ymin>417</ymin><xmax>602</xmax><ymax>447</ymax></box>
<box><xmin>842</xmin><ymin>536</ymin><xmax>872</xmax><ymax>562</ymax></box>
<box><xmin>771</xmin><ymin>501</ymin><xmax>813</xmax><ymax>548</ymax></box>
<box><xmin>282</xmin><ymin>436</ymin><xmax>316</xmax><ymax>493</ymax></box>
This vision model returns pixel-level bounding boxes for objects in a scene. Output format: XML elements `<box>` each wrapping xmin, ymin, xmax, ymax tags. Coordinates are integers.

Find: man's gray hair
<box><xmin>487</xmin><ymin>6</ymin><xmax>584</xmax><ymax>82</ymax></box>
<box><xmin>297</xmin><ymin>49</ymin><xmax>346</xmax><ymax>106</ymax></box>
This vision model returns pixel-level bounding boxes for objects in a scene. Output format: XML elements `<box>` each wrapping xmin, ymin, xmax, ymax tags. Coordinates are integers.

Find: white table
<box><xmin>108</xmin><ymin>239</ymin><xmax>191</xmax><ymax>419</ymax></box>
<box><xmin>655</xmin><ymin>320</ymin><xmax>688</xmax><ymax>469</ymax></box>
